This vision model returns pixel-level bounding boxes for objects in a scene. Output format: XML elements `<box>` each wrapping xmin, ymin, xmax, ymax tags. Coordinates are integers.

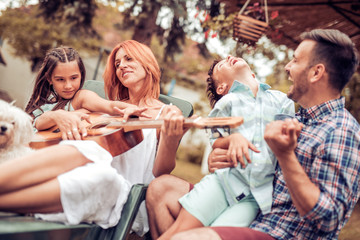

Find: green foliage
<box><xmin>38</xmin><ymin>0</ymin><xmax>99</xmax><ymax>37</ymax></box>
<box><xmin>202</xmin><ymin>13</ymin><xmax>236</xmax><ymax>41</ymax></box>
<box><xmin>344</xmin><ymin>72</ymin><xmax>360</xmax><ymax>123</ymax></box>
<box><xmin>0</xmin><ymin>2</ymin><xmax>101</xmax><ymax>71</ymax></box>
<box><xmin>177</xmin><ymin>140</ymin><xmax>205</xmax><ymax>165</ymax></box>
<box><xmin>121</xmin><ymin>0</ymin><xmax>190</xmax><ymax>62</ymax></box>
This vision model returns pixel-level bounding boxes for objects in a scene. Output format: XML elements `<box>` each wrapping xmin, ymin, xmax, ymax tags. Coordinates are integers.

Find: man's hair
<box><xmin>206</xmin><ymin>60</ymin><xmax>222</xmax><ymax>108</ymax></box>
<box><xmin>301</xmin><ymin>29</ymin><xmax>359</xmax><ymax>92</ymax></box>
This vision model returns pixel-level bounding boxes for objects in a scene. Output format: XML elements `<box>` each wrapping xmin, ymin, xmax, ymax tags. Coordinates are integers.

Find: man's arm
<box><xmin>265</xmin><ymin>117</ymin><xmax>360</xmax><ymax>233</ymax></box>
<box><xmin>264</xmin><ymin>118</ymin><xmax>319</xmax><ymax>215</ymax></box>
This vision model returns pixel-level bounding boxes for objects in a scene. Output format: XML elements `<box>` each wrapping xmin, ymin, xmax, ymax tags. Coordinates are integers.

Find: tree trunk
<box><xmin>132</xmin><ymin>2</ymin><xmax>161</xmax><ymax>46</ymax></box>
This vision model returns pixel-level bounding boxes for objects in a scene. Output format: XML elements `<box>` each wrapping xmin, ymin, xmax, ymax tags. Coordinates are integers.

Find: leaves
<box><xmin>0</xmin><ymin>2</ymin><xmax>101</xmax><ymax>72</ymax></box>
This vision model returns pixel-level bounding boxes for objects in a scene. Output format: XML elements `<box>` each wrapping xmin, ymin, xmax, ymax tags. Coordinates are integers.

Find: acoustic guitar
<box><xmin>30</xmin><ymin>113</ymin><xmax>243</xmax><ymax>156</ymax></box>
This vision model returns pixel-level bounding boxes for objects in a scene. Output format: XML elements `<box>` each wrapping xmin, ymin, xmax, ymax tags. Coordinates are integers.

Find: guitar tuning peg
<box><xmin>206</xmin><ymin>128</ymin><xmax>221</xmax><ymax>139</ymax></box>
<box><xmin>224</xmin><ymin>127</ymin><xmax>230</xmax><ymax>136</ymax></box>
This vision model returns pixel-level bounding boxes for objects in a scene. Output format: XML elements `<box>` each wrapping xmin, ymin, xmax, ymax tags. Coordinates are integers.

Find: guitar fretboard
<box><xmin>89</xmin><ymin>116</ymin><xmax>243</xmax><ymax>132</ymax></box>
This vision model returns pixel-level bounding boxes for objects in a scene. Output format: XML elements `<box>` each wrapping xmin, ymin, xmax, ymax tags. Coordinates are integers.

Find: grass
<box><xmin>172</xmin><ymin>159</ymin><xmax>360</xmax><ymax>239</ymax></box>
<box><xmin>339</xmin><ymin>202</ymin><xmax>360</xmax><ymax>240</ymax></box>
<box><xmin>171</xmin><ymin>159</ymin><xmax>205</xmax><ymax>184</ymax></box>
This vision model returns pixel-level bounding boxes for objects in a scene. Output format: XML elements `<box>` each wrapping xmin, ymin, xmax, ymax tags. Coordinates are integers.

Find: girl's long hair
<box><xmin>25</xmin><ymin>46</ymin><xmax>86</xmax><ymax>116</ymax></box>
<box><xmin>103</xmin><ymin>40</ymin><xmax>160</xmax><ymax>103</ymax></box>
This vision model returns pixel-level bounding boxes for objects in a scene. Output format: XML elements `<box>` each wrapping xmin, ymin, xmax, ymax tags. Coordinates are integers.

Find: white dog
<box><xmin>0</xmin><ymin>99</ymin><xmax>34</xmax><ymax>163</ymax></box>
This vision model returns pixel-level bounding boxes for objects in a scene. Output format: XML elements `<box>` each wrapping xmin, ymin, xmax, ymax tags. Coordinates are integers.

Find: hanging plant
<box><xmin>232</xmin><ymin>0</ymin><xmax>269</xmax><ymax>46</ymax></box>
<box><xmin>201</xmin><ymin>1</ymin><xmax>279</xmax><ymax>46</ymax></box>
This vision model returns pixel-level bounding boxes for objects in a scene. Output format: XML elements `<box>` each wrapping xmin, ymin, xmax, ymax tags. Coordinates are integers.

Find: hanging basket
<box><xmin>233</xmin><ymin>0</ymin><xmax>269</xmax><ymax>45</ymax></box>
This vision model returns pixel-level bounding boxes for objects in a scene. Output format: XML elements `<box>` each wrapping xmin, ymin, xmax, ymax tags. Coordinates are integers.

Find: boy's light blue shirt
<box><xmin>208</xmin><ymin>80</ymin><xmax>294</xmax><ymax>214</ymax></box>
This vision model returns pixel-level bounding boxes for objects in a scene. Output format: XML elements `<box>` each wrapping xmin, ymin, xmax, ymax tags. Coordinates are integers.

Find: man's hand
<box><xmin>208</xmin><ymin>148</ymin><xmax>233</xmax><ymax>173</ymax></box>
<box><xmin>264</xmin><ymin>118</ymin><xmax>303</xmax><ymax>160</ymax></box>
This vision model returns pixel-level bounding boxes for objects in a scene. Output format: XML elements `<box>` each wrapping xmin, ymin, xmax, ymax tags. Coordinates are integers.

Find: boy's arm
<box><xmin>208</xmin><ymin>97</ymin><xmax>259</xmax><ymax>170</ymax></box>
<box><xmin>212</xmin><ymin>133</ymin><xmax>260</xmax><ymax>168</ymax></box>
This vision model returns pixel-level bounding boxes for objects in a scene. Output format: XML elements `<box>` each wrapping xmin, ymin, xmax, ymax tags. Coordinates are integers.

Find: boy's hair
<box><xmin>103</xmin><ymin>40</ymin><xmax>160</xmax><ymax>103</ymax></box>
<box><xmin>301</xmin><ymin>29</ymin><xmax>359</xmax><ymax>92</ymax></box>
<box><xmin>206</xmin><ymin>60</ymin><xmax>222</xmax><ymax>108</ymax></box>
<box><xmin>25</xmin><ymin>46</ymin><xmax>86</xmax><ymax>115</ymax></box>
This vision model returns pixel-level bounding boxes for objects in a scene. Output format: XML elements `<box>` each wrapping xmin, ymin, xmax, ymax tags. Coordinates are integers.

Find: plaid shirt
<box><xmin>250</xmin><ymin>97</ymin><xmax>360</xmax><ymax>239</ymax></box>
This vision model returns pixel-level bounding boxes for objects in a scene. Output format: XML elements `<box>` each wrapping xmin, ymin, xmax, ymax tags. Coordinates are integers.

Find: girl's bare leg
<box><xmin>0</xmin><ymin>177</ymin><xmax>63</xmax><ymax>213</ymax></box>
<box><xmin>0</xmin><ymin>145</ymin><xmax>91</xmax><ymax>194</ymax></box>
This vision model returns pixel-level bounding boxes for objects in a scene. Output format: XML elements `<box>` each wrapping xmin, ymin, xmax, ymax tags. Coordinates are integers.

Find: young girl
<box><xmin>0</xmin><ymin>41</ymin><xmax>186</xmax><ymax>235</ymax></box>
<box><xmin>25</xmin><ymin>46</ymin><xmax>147</xmax><ymax>140</ymax></box>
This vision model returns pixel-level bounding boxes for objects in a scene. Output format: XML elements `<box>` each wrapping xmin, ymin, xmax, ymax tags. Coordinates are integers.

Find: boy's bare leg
<box><xmin>171</xmin><ymin>228</ymin><xmax>222</xmax><ymax>240</ymax></box>
<box><xmin>146</xmin><ymin>174</ymin><xmax>191</xmax><ymax>239</ymax></box>
<box><xmin>158</xmin><ymin>207</ymin><xmax>203</xmax><ymax>240</ymax></box>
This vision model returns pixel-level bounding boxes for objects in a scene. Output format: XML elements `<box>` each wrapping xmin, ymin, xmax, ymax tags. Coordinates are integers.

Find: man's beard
<box><xmin>287</xmin><ymin>70</ymin><xmax>309</xmax><ymax>103</ymax></box>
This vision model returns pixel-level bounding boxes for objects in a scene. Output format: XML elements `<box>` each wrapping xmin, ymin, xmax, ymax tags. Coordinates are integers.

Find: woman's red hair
<box><xmin>103</xmin><ymin>40</ymin><xmax>161</xmax><ymax>103</ymax></box>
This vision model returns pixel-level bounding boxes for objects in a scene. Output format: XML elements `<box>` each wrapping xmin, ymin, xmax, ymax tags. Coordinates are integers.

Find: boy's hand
<box><xmin>227</xmin><ymin>133</ymin><xmax>260</xmax><ymax>168</ymax></box>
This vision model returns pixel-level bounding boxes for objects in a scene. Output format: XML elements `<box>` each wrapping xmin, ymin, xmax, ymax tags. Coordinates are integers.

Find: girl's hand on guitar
<box><xmin>53</xmin><ymin>110</ymin><xmax>91</xmax><ymax>140</ymax></box>
<box><xmin>113</xmin><ymin>106</ymin><xmax>150</xmax><ymax>121</ymax></box>
<box><xmin>208</xmin><ymin>148</ymin><xmax>234</xmax><ymax>173</ymax></box>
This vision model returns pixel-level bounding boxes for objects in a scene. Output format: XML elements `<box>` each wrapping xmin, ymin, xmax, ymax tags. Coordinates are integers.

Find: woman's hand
<box><xmin>161</xmin><ymin>106</ymin><xmax>187</xmax><ymax>140</ymax></box>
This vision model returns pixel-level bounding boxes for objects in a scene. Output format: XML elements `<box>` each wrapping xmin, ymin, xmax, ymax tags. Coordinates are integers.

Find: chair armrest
<box><xmin>112</xmin><ymin>184</ymin><xmax>148</xmax><ymax>240</ymax></box>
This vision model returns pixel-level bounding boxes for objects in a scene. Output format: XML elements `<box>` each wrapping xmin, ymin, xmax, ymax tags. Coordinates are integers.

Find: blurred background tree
<box><xmin>0</xmin><ymin>0</ymin><xmax>101</xmax><ymax>71</ymax></box>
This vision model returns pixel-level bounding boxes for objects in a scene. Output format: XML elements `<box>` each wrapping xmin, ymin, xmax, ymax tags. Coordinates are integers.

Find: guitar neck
<box><xmin>106</xmin><ymin>118</ymin><xmax>200</xmax><ymax>132</ymax></box>
<box><xmin>103</xmin><ymin>116</ymin><xmax>243</xmax><ymax>132</ymax></box>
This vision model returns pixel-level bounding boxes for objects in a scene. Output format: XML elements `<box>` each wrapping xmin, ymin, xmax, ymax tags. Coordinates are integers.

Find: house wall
<box><xmin>0</xmin><ymin>43</ymin><xmax>36</xmax><ymax>109</ymax></box>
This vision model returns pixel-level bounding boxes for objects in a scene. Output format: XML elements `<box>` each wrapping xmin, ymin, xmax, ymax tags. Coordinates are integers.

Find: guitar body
<box><xmin>30</xmin><ymin>113</ymin><xmax>144</xmax><ymax>157</ymax></box>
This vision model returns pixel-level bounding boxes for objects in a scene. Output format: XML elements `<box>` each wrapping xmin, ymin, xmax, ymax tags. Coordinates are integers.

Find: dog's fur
<box><xmin>0</xmin><ymin>100</ymin><xmax>34</xmax><ymax>163</ymax></box>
